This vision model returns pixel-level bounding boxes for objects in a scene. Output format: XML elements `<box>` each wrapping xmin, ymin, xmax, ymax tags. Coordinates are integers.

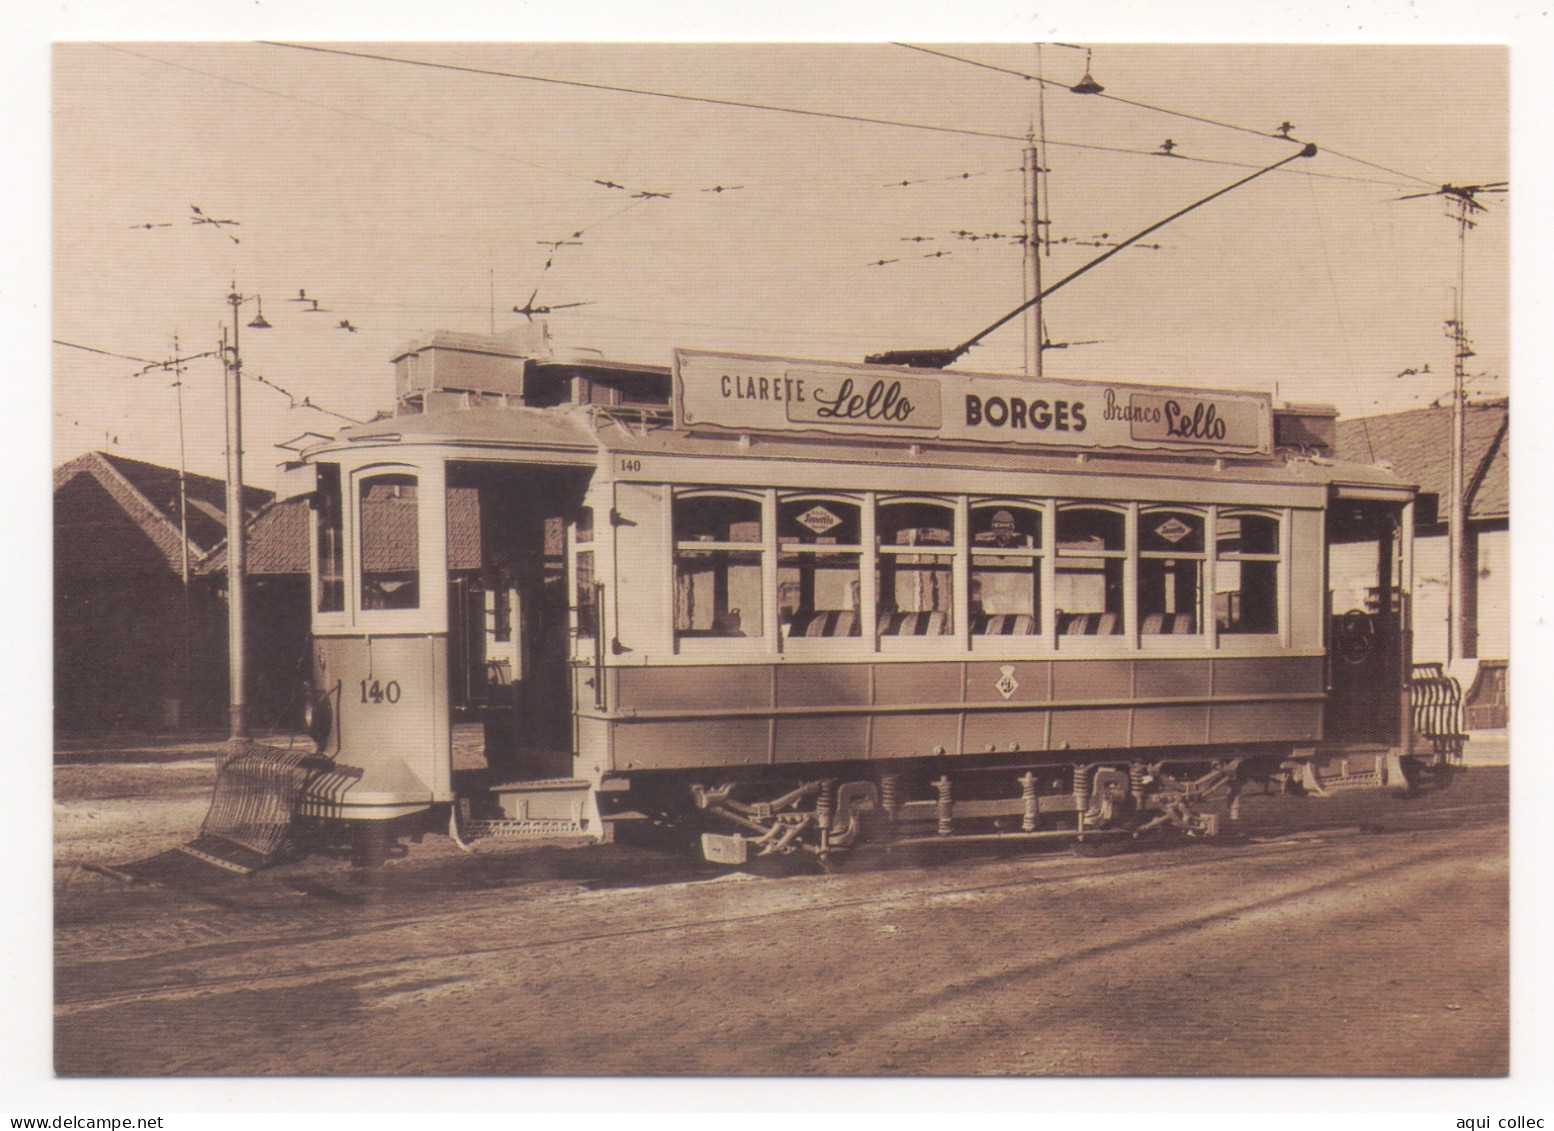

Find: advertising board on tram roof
<box><xmin>673</xmin><ymin>349</ymin><xmax>1273</xmax><ymax>456</ymax></box>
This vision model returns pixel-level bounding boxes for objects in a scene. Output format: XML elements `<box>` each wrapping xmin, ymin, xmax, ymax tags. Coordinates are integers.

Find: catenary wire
<box><xmin>265</xmin><ymin>42</ymin><xmax>1413</xmax><ymax>189</ymax></box>
<box><xmin>261</xmin><ymin>41</ymin><xmax>1030</xmax><ymax>143</ymax></box>
<box><xmin>99</xmin><ymin>44</ymin><xmax>616</xmax><ymax>191</ymax></box>
<box><xmin>54</xmin><ymin>339</ymin><xmax>162</xmax><ymax>366</ymax></box>
<box><xmin>894</xmin><ymin>42</ymin><xmax>1440</xmax><ymax>190</ymax></box>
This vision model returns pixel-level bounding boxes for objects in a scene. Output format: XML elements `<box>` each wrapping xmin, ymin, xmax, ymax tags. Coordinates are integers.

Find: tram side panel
<box><xmin>593</xmin><ymin>656</ymin><xmax>1325</xmax><ymax>774</ymax></box>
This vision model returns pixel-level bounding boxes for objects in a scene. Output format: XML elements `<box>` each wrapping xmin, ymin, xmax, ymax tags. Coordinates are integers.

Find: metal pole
<box><xmin>1448</xmin><ymin>343</ymin><xmax>1466</xmax><ymax>664</ymax></box>
<box><xmin>224</xmin><ymin>289</ymin><xmax>249</xmax><ymax>740</ymax></box>
<box><xmin>1024</xmin><ymin>136</ymin><xmax>1043</xmax><ymax>379</ymax></box>
<box><xmin>174</xmin><ymin>334</ymin><xmax>191</xmax><ymax>729</ymax></box>
<box><xmin>1447</xmin><ymin>201</ymin><xmax>1469</xmax><ymax>665</ymax></box>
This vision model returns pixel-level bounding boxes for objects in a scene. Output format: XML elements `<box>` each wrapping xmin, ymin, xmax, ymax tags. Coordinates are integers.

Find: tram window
<box><xmin>491</xmin><ymin>582</ymin><xmax>512</xmax><ymax>643</ymax></box>
<box><xmin>574</xmin><ymin>549</ymin><xmax>596</xmax><ymax>639</ymax></box>
<box><xmin>970</xmin><ymin>504</ymin><xmax>1041</xmax><ymax>635</ymax></box>
<box><xmin>1138</xmin><ymin>509</ymin><xmax>1204</xmax><ymax>634</ymax></box>
<box><xmin>359</xmin><ymin>474</ymin><xmax>420</xmax><ymax>611</ymax></box>
<box><xmin>674</xmin><ymin>494</ymin><xmax>764</xmax><ymax>639</ymax></box>
<box><xmin>876</xmin><ymin>501</ymin><xmax>954</xmax><ymax>635</ymax></box>
<box><xmin>315</xmin><ymin>462</ymin><xmax>344</xmax><ymax>613</ymax></box>
<box><xmin>1055</xmin><ymin>506</ymin><xmax>1124</xmax><ymax>634</ymax></box>
<box><xmin>778</xmin><ymin>497</ymin><xmax>862</xmax><ymax>637</ymax></box>
<box><xmin>1216</xmin><ymin>513</ymin><xmax>1280</xmax><ymax>634</ymax></box>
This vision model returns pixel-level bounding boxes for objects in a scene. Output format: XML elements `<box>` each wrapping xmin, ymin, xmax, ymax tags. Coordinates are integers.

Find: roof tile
<box><xmin>1334</xmin><ymin>402</ymin><xmax>1508</xmax><ymax>521</ymax></box>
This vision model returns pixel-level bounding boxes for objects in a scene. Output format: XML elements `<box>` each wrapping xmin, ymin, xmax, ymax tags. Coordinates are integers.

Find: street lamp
<box><xmin>222</xmin><ymin>286</ymin><xmax>270</xmax><ymax>740</ymax></box>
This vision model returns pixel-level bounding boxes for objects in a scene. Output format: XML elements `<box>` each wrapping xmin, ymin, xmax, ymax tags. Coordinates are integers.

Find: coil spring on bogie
<box><xmin>879</xmin><ymin>773</ymin><xmax>901</xmax><ymax>822</ymax></box>
<box><xmin>1073</xmin><ymin>764</ymin><xmax>1092</xmax><ymax>819</ymax></box>
<box><xmin>1130</xmin><ymin>761</ymin><xmax>1148</xmax><ymax>809</ymax></box>
<box><xmin>816</xmin><ymin>779</ymin><xmax>837</xmax><ymax>834</ymax></box>
<box><xmin>934</xmin><ymin>775</ymin><xmax>953</xmax><ymax>836</ymax></box>
<box><xmin>1019</xmin><ymin>771</ymin><xmax>1039</xmax><ymax>832</ymax></box>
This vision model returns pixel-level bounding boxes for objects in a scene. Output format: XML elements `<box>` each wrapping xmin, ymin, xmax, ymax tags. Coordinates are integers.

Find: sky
<box><xmin>52</xmin><ymin>41</ymin><xmax>1509</xmax><ymax>485</ymax></box>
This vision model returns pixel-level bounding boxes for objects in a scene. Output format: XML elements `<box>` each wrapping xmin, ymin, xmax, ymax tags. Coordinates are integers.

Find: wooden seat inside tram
<box><xmin>1059</xmin><ymin>611</ymin><xmax>1122</xmax><ymax>635</ymax></box>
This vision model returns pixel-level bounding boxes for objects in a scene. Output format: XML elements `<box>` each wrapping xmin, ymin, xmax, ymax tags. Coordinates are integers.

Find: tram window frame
<box><xmin>777</xmin><ymin>494</ymin><xmax>864</xmax><ymax>642</ymax></box>
<box><xmin>1215</xmin><ymin>510</ymin><xmax>1282</xmax><ymax>637</ymax></box>
<box><xmin>969</xmin><ymin>501</ymin><xmax>1043</xmax><ymax>640</ymax></box>
<box><xmin>654</xmin><ymin>485</ymin><xmax>1296</xmax><ymax>659</ymax></box>
<box><xmin>357</xmin><ymin>471</ymin><xmax>422</xmax><ymax>613</ymax></box>
<box><xmin>1137</xmin><ymin>507</ymin><xmax>1206</xmax><ymax>638</ymax></box>
<box><xmin>1054</xmin><ymin>504</ymin><xmax>1127</xmax><ymax>638</ymax></box>
<box><xmin>672</xmin><ymin>490</ymin><xmax>766</xmax><ymax>641</ymax></box>
<box><xmin>875</xmin><ymin>497</ymin><xmax>957</xmax><ymax>639</ymax></box>
<box><xmin>571</xmin><ymin>506</ymin><xmax>597</xmax><ymax>644</ymax></box>
<box><xmin>313</xmin><ymin>461</ymin><xmax>345</xmax><ymax>616</ymax></box>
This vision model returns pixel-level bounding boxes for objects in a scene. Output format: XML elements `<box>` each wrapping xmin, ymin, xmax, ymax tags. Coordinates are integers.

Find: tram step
<box><xmin>462</xmin><ymin>818</ymin><xmax>590</xmax><ymax>839</ymax></box>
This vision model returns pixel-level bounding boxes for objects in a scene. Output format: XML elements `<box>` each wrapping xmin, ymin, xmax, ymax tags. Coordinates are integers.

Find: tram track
<box><xmin>55</xmin><ymin>814</ymin><xmax>1501</xmax><ymax>1019</ymax></box>
<box><xmin>55</xmin><ymin>793</ymin><xmax>1507</xmax><ymax>969</ymax></box>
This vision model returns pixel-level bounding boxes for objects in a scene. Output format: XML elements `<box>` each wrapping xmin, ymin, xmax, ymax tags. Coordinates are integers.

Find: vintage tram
<box><xmin>262</xmin><ymin>331</ymin><xmax>1419</xmax><ymax>865</ymax></box>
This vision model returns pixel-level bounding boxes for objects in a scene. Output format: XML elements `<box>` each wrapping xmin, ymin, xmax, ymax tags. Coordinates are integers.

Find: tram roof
<box><xmin>314</xmin><ymin>401</ymin><xmax>1412</xmax><ymax>497</ymax></box>
<box><xmin>321</xmin><ymin>404</ymin><xmax>600</xmax><ymax>461</ymax></box>
<box><xmin>595</xmin><ymin>416</ymin><xmax>1412</xmax><ymax>494</ymax></box>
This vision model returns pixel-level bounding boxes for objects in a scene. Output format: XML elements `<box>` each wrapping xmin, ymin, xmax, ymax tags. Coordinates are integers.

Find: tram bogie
<box><xmin>233</xmin><ymin>335</ymin><xmax>1419</xmax><ymax>868</ymax></box>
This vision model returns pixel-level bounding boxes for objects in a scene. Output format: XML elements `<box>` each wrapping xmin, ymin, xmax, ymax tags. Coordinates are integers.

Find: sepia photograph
<box><xmin>40</xmin><ymin>28</ymin><xmax>1530</xmax><ymax>1109</ymax></box>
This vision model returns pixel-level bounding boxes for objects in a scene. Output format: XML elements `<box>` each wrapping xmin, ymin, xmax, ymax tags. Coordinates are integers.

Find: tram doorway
<box><xmin>1325</xmin><ymin>497</ymin><xmax>1412</xmax><ymax>747</ymax></box>
<box><xmin>446</xmin><ymin>461</ymin><xmax>591</xmax><ymax>780</ymax></box>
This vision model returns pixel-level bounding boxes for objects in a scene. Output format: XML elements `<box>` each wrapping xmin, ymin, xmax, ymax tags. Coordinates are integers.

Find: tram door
<box><xmin>447</xmin><ymin>462</ymin><xmax>590</xmax><ymax>779</ymax></box>
<box><xmin>1325</xmin><ymin>497</ymin><xmax>1411</xmax><ymax>746</ymax></box>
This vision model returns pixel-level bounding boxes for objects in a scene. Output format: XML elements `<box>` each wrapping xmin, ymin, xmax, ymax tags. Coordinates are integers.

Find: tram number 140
<box><xmin>359</xmin><ymin>679</ymin><xmax>402</xmax><ymax>705</ymax></box>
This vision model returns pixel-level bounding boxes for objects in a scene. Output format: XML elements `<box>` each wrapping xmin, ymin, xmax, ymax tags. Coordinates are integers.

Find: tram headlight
<box><xmin>303</xmin><ymin>685</ymin><xmax>334</xmax><ymax>751</ymax></box>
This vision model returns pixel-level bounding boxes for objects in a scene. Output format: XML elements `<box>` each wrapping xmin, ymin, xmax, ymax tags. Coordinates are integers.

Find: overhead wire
<box><xmin>54</xmin><ymin>339</ymin><xmax>162</xmax><ymax>366</ymax></box>
<box><xmin>246</xmin><ymin>370</ymin><xmax>365</xmax><ymax>424</ymax></box>
<box><xmin>894</xmin><ymin>42</ymin><xmax>1440</xmax><ymax>190</ymax></box>
<box><xmin>104</xmin><ymin>40</ymin><xmax>1417</xmax><ymax>198</ymax></box>
<box><xmin>57</xmin><ymin>334</ymin><xmax>361</xmax><ymax>424</ymax></box>
<box><xmin>261</xmin><ymin>41</ymin><xmax>1030</xmax><ymax>144</ymax></box>
<box><xmin>80</xmin><ymin>43</ymin><xmax>1498</xmax><ymax>403</ymax></box>
<box><xmin>261</xmin><ymin>42</ymin><xmax>1412</xmax><ymax>190</ymax></box>
<box><xmin>1304</xmin><ymin>173</ymin><xmax>1358</xmax><ymax>387</ymax></box>
<box><xmin>99</xmin><ymin>43</ymin><xmax>616</xmax><ymax>191</ymax></box>
<box><xmin>101</xmin><ymin>45</ymin><xmax>790</xmax><ymax>306</ymax></box>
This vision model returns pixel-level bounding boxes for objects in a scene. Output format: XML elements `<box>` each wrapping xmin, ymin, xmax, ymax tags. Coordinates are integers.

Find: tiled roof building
<box><xmin>54</xmin><ymin>451</ymin><xmax>283</xmax><ymax>730</ymax></box>
<box><xmin>1336</xmin><ymin>401</ymin><xmax>1508</xmax><ymax>524</ymax></box>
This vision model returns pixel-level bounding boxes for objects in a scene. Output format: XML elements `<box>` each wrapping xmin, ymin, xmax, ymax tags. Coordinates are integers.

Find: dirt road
<box><xmin>55</xmin><ymin>764</ymin><xmax>1507</xmax><ymax>1076</ymax></box>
